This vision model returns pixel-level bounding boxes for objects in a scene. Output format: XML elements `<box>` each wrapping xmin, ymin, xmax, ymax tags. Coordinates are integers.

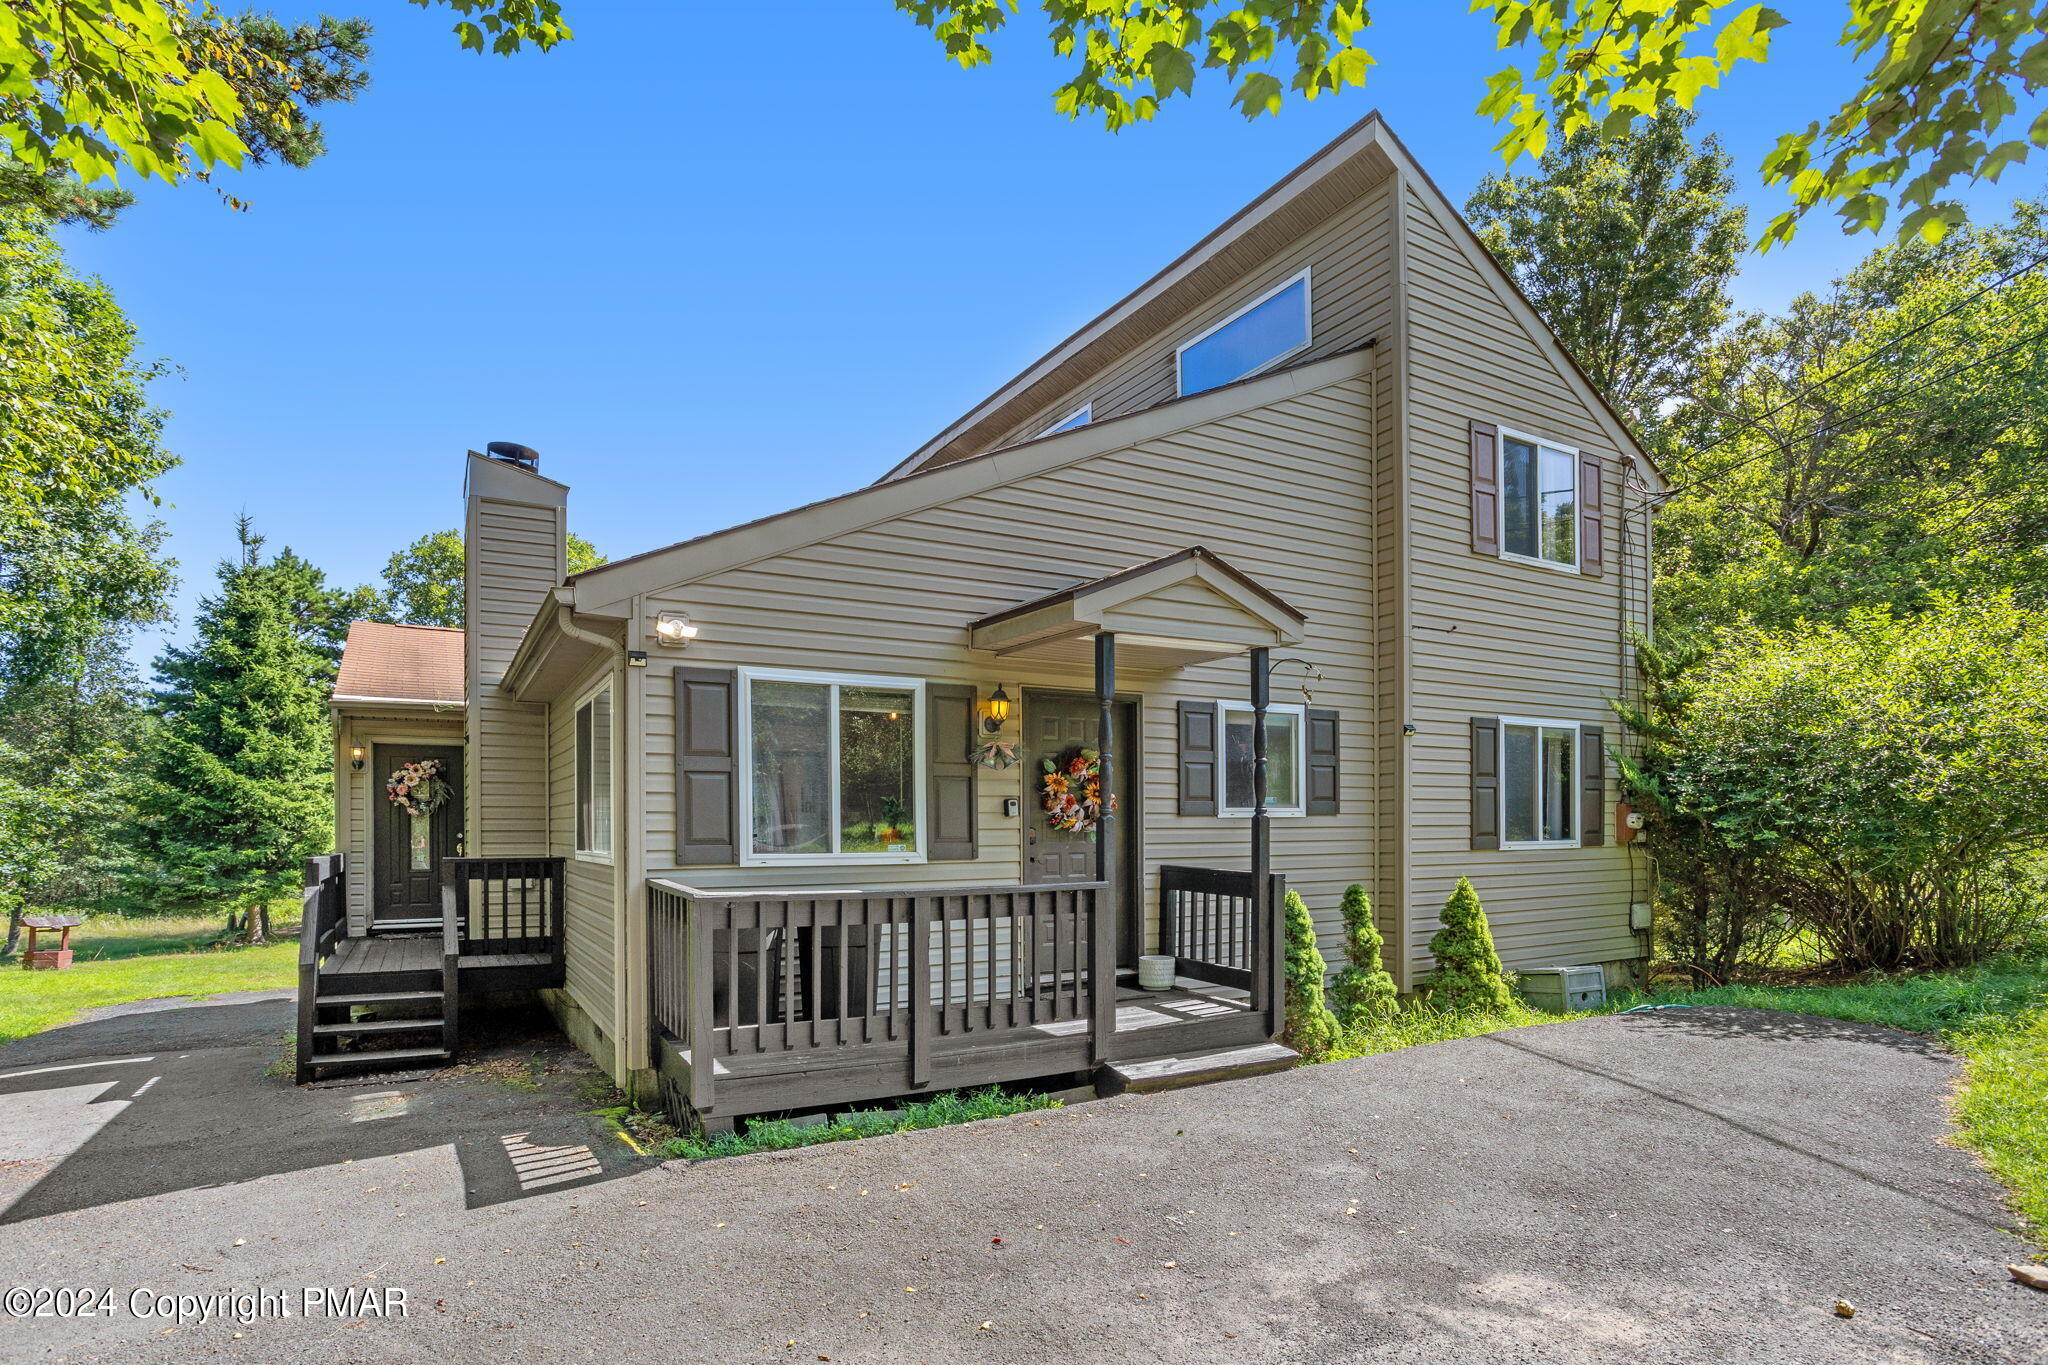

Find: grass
<box><xmin>1622</xmin><ymin>955</ymin><xmax>2048</xmax><ymax>1252</ymax></box>
<box><xmin>0</xmin><ymin>913</ymin><xmax>300</xmax><ymax>1046</ymax></box>
<box><xmin>1326</xmin><ymin>996</ymin><xmax>1605</xmax><ymax>1061</ymax></box>
<box><xmin>657</xmin><ymin>1086</ymin><xmax>1063</xmax><ymax>1161</ymax></box>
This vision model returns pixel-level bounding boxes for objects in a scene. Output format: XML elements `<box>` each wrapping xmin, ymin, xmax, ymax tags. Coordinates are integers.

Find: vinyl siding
<box><xmin>636</xmin><ymin>373</ymin><xmax>1382</xmax><ymax>965</ymax></box>
<box><xmin>1397</xmin><ymin>179</ymin><xmax>1651</xmax><ymax>978</ymax></box>
<box><xmin>464</xmin><ymin>473</ymin><xmax>564</xmax><ymax>857</ymax></box>
<box><xmin>990</xmin><ymin>175</ymin><xmax>1396</xmax><ymax>455</ymax></box>
<box><xmin>548</xmin><ymin>659</ymin><xmax>622</xmax><ymax>1052</ymax></box>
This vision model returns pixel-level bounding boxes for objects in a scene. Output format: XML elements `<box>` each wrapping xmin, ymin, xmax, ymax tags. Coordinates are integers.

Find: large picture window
<box><xmin>744</xmin><ymin>670</ymin><xmax>924</xmax><ymax>864</ymax></box>
<box><xmin>575</xmin><ymin>683</ymin><xmax>613</xmax><ymax>859</ymax></box>
<box><xmin>1176</xmin><ymin>271</ymin><xmax>1311</xmax><ymax>396</ymax></box>
<box><xmin>1500</xmin><ymin>429</ymin><xmax>1578</xmax><ymax>569</ymax></box>
<box><xmin>1501</xmin><ymin>718</ymin><xmax>1576</xmax><ymax>848</ymax></box>
<box><xmin>1217</xmin><ymin>700</ymin><xmax>1306</xmax><ymax>816</ymax></box>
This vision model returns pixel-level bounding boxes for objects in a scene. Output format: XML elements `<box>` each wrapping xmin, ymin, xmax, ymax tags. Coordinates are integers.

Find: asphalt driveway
<box><xmin>0</xmin><ymin>994</ymin><xmax>2040</xmax><ymax>1363</ymax></box>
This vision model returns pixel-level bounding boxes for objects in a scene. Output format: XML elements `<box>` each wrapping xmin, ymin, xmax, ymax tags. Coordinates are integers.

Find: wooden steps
<box><xmin>300</xmin><ymin>942</ymin><xmax>456</xmax><ymax>1080</ymax></box>
<box><xmin>1096</xmin><ymin>1041</ymin><xmax>1299</xmax><ymax>1096</ymax></box>
<box><xmin>303</xmin><ymin>1044</ymin><xmax>453</xmax><ymax>1074</ymax></box>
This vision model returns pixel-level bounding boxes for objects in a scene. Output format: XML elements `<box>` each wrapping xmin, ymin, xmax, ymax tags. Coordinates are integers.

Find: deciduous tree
<box><xmin>379</xmin><ymin>529</ymin><xmax>604</xmax><ymax>629</ymax></box>
<box><xmin>1466</xmin><ymin>110</ymin><xmax>1746</xmax><ymax>428</ymax></box>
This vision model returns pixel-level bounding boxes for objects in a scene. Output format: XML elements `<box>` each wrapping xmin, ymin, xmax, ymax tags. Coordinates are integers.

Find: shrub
<box><xmin>1280</xmin><ymin>887</ymin><xmax>1340</xmax><ymax>1060</ymax></box>
<box><xmin>1328</xmin><ymin>883</ymin><xmax>1397</xmax><ymax>1027</ymax></box>
<box><xmin>1621</xmin><ymin>596</ymin><xmax>2048</xmax><ymax>974</ymax></box>
<box><xmin>1427</xmin><ymin>878</ymin><xmax>1515</xmax><ymax>1011</ymax></box>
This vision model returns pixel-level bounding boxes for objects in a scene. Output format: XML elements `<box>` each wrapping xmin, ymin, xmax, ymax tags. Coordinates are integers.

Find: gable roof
<box><xmin>333</xmin><ymin>621</ymin><xmax>465</xmax><ymax>706</ymax></box>
<box><xmin>879</xmin><ymin>111</ymin><xmax>1662</xmax><ymax>491</ymax></box>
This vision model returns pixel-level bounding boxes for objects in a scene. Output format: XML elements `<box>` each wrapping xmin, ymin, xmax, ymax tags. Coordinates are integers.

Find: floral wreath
<box><xmin>386</xmin><ymin>758</ymin><xmax>452</xmax><ymax>818</ymax></box>
<box><xmin>1041</xmin><ymin>746</ymin><xmax>1117</xmax><ymax>835</ymax></box>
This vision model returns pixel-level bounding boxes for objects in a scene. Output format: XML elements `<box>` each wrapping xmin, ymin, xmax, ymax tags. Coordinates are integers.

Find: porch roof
<box><xmin>968</xmin><ymin>546</ymin><xmax>1305</xmax><ymax>668</ymax></box>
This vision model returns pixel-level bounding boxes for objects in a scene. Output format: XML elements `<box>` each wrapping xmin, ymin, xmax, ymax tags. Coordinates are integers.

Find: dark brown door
<box><xmin>1022</xmin><ymin>691</ymin><xmax>1139</xmax><ymax>965</ymax></box>
<box><xmin>371</xmin><ymin>743</ymin><xmax>465</xmax><ymax>928</ymax></box>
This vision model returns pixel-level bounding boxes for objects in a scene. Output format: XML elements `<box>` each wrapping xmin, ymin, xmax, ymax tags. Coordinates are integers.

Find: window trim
<box><xmin>1498</xmin><ymin>714</ymin><xmax>1579</xmax><ymax>850</ymax></box>
<box><xmin>1496</xmin><ymin>424</ymin><xmax>1583</xmax><ymax>574</ymax></box>
<box><xmin>573</xmin><ymin>677</ymin><xmax>615</xmax><ymax>864</ymax></box>
<box><xmin>1212</xmin><ymin>698</ymin><xmax>1308</xmax><ymax>818</ymax></box>
<box><xmin>738</xmin><ymin>666</ymin><xmax>929</xmax><ymax>868</ymax></box>
<box><xmin>1038</xmin><ymin>402</ymin><xmax>1091</xmax><ymax>437</ymax></box>
<box><xmin>1175</xmin><ymin>268</ymin><xmax>1313</xmax><ymax>397</ymax></box>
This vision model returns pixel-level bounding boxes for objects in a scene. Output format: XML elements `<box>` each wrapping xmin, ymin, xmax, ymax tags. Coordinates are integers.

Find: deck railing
<box><xmin>1158</xmin><ymin>864</ymin><xmax>1286</xmax><ymax>1024</ymax></box>
<box><xmin>649</xmin><ymin>880</ymin><xmax>1115</xmax><ymax>1118</ymax></box>
<box><xmin>294</xmin><ymin>854</ymin><xmax>347</xmax><ymax>1082</ymax></box>
<box><xmin>440</xmin><ymin>856</ymin><xmax>566</xmax><ymax>959</ymax></box>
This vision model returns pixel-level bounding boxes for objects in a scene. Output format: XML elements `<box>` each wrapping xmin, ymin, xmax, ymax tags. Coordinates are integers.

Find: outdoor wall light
<box><xmin>626</xmin><ymin>650</ymin><xmax>648</xmax><ymax>668</ymax></box>
<box><xmin>349</xmin><ymin>745</ymin><xmax>366</xmax><ymax>771</ymax></box>
<box><xmin>981</xmin><ymin>685</ymin><xmax>1011</xmax><ymax>733</ymax></box>
<box><xmin>653</xmin><ymin>612</ymin><xmax>699</xmax><ymax>648</ymax></box>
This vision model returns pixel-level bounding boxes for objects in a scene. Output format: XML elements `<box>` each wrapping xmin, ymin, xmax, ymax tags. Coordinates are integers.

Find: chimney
<box><xmin>464</xmin><ymin>447</ymin><xmax>568</xmax><ymax>855</ymax></box>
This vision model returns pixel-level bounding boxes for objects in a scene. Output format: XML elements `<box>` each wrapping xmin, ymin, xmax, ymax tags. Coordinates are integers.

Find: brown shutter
<box><xmin>1470</xmin><ymin>420</ymin><xmax>1500</xmax><ymax>555</ymax></box>
<box><xmin>1177</xmin><ymin>700</ymin><xmax>1217</xmax><ymax>816</ymax></box>
<box><xmin>1580</xmin><ymin>723</ymin><xmax>1606</xmax><ymax>847</ymax></box>
<box><xmin>926</xmin><ymin>683</ymin><xmax>977</xmax><ymax>860</ymax></box>
<box><xmin>1470</xmin><ymin>716</ymin><xmax>1500</xmax><ymax>850</ymax></box>
<box><xmin>1305</xmin><ymin>707</ymin><xmax>1340</xmax><ymax>816</ymax></box>
<box><xmin>1578</xmin><ymin>452</ymin><xmax>1605</xmax><ymax>576</ymax></box>
<box><xmin>675</xmin><ymin>666</ymin><xmax>738</xmax><ymax>866</ymax></box>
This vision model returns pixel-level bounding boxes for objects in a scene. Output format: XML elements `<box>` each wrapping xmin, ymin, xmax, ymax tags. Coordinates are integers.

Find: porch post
<box><xmin>1250</xmin><ymin>646</ymin><xmax>1275</xmax><ymax>1033</ymax></box>
<box><xmin>1091</xmin><ymin>632</ymin><xmax>1117</xmax><ymax>1062</ymax></box>
<box><xmin>1095</xmin><ymin>632</ymin><xmax>1116</xmax><ymax>883</ymax></box>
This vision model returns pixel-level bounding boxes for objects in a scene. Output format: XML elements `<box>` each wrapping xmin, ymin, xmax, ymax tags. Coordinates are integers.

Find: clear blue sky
<box><xmin>61</xmin><ymin>2</ymin><xmax>2039</xmax><ymax>667</ymax></box>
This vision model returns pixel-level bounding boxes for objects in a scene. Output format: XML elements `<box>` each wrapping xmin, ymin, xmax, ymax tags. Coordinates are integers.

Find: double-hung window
<box><xmin>1217</xmin><ymin>700</ymin><xmax>1306</xmax><ymax>816</ymax></box>
<box><xmin>743</xmin><ymin>669</ymin><xmax>925</xmax><ymax>865</ymax></box>
<box><xmin>1177</xmin><ymin>271</ymin><xmax>1311</xmax><ymax>397</ymax></box>
<box><xmin>575</xmin><ymin>682</ymin><xmax>614</xmax><ymax>859</ymax></box>
<box><xmin>1501</xmin><ymin>718</ymin><xmax>1576</xmax><ymax>848</ymax></box>
<box><xmin>1500</xmin><ymin>429</ymin><xmax>1579</xmax><ymax>570</ymax></box>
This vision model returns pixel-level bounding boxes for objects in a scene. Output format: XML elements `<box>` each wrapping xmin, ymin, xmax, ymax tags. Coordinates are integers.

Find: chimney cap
<box><xmin>487</xmin><ymin>441</ymin><xmax>540</xmax><ymax>471</ymax></box>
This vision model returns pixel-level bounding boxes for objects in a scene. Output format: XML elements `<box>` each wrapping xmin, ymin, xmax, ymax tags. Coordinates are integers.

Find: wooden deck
<box><xmin>648</xmin><ymin>873</ymin><xmax>1283</xmax><ymax>1128</ymax></box>
<box><xmin>296</xmin><ymin>855</ymin><xmax>567</xmax><ymax>1081</ymax></box>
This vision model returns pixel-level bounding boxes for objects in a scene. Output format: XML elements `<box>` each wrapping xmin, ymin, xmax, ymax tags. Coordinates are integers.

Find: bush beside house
<box><xmin>1281</xmin><ymin>887</ymin><xmax>1340</xmax><ymax>1061</ymax></box>
<box><xmin>1427</xmin><ymin>878</ymin><xmax>1515</xmax><ymax>1011</ymax></box>
<box><xmin>1328</xmin><ymin>883</ymin><xmax>1397</xmax><ymax>1028</ymax></box>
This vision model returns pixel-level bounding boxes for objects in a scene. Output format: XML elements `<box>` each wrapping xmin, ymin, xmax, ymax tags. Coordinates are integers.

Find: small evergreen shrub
<box><xmin>1280</xmin><ymin>887</ymin><xmax>1341</xmax><ymax>1060</ymax></box>
<box><xmin>1427</xmin><ymin>877</ymin><xmax>1515</xmax><ymax>1012</ymax></box>
<box><xmin>1328</xmin><ymin>883</ymin><xmax>1398</xmax><ymax>1028</ymax></box>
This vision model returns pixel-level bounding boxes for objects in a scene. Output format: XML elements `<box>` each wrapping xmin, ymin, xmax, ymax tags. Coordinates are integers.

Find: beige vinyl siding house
<box><xmin>315</xmin><ymin>112</ymin><xmax>1663</xmax><ymax>1116</ymax></box>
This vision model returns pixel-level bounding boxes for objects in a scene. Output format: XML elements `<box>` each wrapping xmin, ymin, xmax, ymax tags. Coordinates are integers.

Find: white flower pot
<box><xmin>1138</xmin><ymin>954</ymin><xmax>1176</xmax><ymax>991</ymax></box>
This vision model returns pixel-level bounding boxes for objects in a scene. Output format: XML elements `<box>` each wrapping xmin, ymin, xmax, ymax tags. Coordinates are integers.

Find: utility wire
<box><xmin>1637</xmin><ymin>246</ymin><xmax>2048</xmax><ymax>504</ymax></box>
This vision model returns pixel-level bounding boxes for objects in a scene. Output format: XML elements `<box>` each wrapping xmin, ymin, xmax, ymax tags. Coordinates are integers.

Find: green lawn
<box><xmin>0</xmin><ymin>914</ymin><xmax>300</xmax><ymax>1046</ymax></box>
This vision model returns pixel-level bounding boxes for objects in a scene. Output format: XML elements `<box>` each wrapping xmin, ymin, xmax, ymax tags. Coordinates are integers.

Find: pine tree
<box><xmin>136</xmin><ymin>520</ymin><xmax>332</xmax><ymax>941</ymax></box>
<box><xmin>1280</xmin><ymin>887</ymin><xmax>1340</xmax><ymax>1061</ymax></box>
<box><xmin>1328</xmin><ymin>883</ymin><xmax>1398</xmax><ymax>1028</ymax></box>
<box><xmin>1427</xmin><ymin>878</ymin><xmax>1515</xmax><ymax>1012</ymax></box>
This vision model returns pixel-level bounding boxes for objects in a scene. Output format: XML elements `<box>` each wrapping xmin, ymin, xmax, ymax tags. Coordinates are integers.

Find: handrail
<box><xmin>294</xmin><ymin>854</ymin><xmax>345</xmax><ymax>1083</ymax></box>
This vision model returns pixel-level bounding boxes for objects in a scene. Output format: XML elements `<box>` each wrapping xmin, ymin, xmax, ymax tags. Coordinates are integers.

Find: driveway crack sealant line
<box><xmin>1481</xmin><ymin>1031</ymin><xmax>2016</xmax><ymax>1236</ymax></box>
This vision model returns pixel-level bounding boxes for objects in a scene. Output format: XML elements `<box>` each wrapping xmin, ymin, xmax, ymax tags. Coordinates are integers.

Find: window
<box><xmin>1501</xmin><ymin>719</ymin><xmax>1575</xmax><ymax>848</ymax></box>
<box><xmin>1500</xmin><ymin>429</ymin><xmax>1578</xmax><ymax>569</ymax></box>
<box><xmin>575</xmin><ymin>683</ymin><xmax>614</xmax><ymax>859</ymax></box>
<box><xmin>1177</xmin><ymin>271</ymin><xmax>1311</xmax><ymax>396</ymax></box>
<box><xmin>1217</xmin><ymin>701</ymin><xmax>1306</xmax><ymax>816</ymax></box>
<box><xmin>1039</xmin><ymin>403</ymin><xmax>1091</xmax><ymax>436</ymax></box>
<box><xmin>743</xmin><ymin>670</ymin><xmax>925</xmax><ymax>864</ymax></box>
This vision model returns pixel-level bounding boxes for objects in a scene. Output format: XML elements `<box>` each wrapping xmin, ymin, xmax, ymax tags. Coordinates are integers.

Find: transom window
<box><xmin>575</xmin><ymin>683</ymin><xmax>614</xmax><ymax>859</ymax></box>
<box><xmin>1039</xmin><ymin>403</ymin><xmax>1091</xmax><ymax>436</ymax></box>
<box><xmin>1217</xmin><ymin>700</ymin><xmax>1306</xmax><ymax>816</ymax></box>
<box><xmin>1177</xmin><ymin>271</ymin><xmax>1311</xmax><ymax>397</ymax></box>
<box><xmin>743</xmin><ymin>669</ymin><xmax>925</xmax><ymax>864</ymax></box>
<box><xmin>1501</xmin><ymin>429</ymin><xmax>1578</xmax><ymax>569</ymax></box>
<box><xmin>1502</xmin><ymin>719</ymin><xmax>1575</xmax><ymax>848</ymax></box>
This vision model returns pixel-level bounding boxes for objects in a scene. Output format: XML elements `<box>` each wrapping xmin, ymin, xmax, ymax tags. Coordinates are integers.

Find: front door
<box><xmin>371</xmin><ymin>743</ymin><xmax>464</xmax><ymax>929</ymax></box>
<box><xmin>1022</xmin><ymin>691</ymin><xmax>1139</xmax><ymax>966</ymax></box>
